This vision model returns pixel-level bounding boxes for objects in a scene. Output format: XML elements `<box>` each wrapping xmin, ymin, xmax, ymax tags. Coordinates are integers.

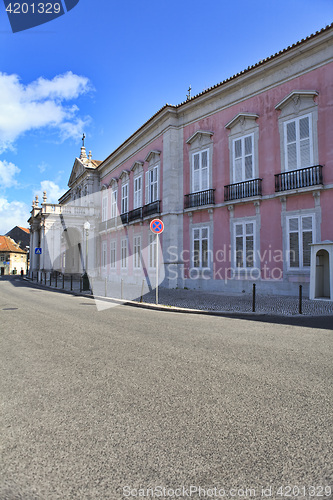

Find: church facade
<box><xmin>29</xmin><ymin>24</ymin><xmax>333</xmax><ymax>298</ymax></box>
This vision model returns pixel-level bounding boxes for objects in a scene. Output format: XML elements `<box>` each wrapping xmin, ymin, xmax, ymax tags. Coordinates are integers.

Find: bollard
<box><xmin>140</xmin><ymin>279</ymin><xmax>145</xmax><ymax>303</ymax></box>
<box><xmin>31</xmin><ymin>271</ymin><xmax>33</xmax><ymax>281</ymax></box>
<box><xmin>50</xmin><ymin>274</ymin><xmax>52</xmax><ymax>287</ymax></box>
<box><xmin>62</xmin><ymin>274</ymin><xmax>64</xmax><ymax>289</ymax></box>
<box><xmin>299</xmin><ymin>285</ymin><xmax>303</xmax><ymax>314</ymax></box>
<box><xmin>55</xmin><ymin>273</ymin><xmax>57</xmax><ymax>288</ymax></box>
<box><xmin>252</xmin><ymin>283</ymin><xmax>256</xmax><ymax>312</ymax></box>
<box><xmin>121</xmin><ymin>279</ymin><xmax>123</xmax><ymax>300</ymax></box>
<box><xmin>70</xmin><ymin>275</ymin><xmax>73</xmax><ymax>291</ymax></box>
<box><xmin>80</xmin><ymin>277</ymin><xmax>82</xmax><ymax>292</ymax></box>
<box><xmin>44</xmin><ymin>272</ymin><xmax>46</xmax><ymax>285</ymax></box>
<box><xmin>105</xmin><ymin>277</ymin><xmax>107</xmax><ymax>297</ymax></box>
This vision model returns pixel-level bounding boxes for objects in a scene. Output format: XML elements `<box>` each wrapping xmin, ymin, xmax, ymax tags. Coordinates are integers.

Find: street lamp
<box><xmin>82</xmin><ymin>221</ymin><xmax>90</xmax><ymax>291</ymax></box>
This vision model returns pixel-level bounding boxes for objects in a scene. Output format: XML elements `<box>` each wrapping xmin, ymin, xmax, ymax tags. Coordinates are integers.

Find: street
<box><xmin>0</xmin><ymin>278</ymin><xmax>332</xmax><ymax>500</ymax></box>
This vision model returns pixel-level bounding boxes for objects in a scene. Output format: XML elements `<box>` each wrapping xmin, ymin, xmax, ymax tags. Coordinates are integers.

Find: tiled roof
<box><xmin>98</xmin><ymin>23</ymin><xmax>332</xmax><ymax>169</ymax></box>
<box><xmin>0</xmin><ymin>236</ymin><xmax>27</xmax><ymax>254</ymax></box>
<box><xmin>18</xmin><ymin>227</ymin><xmax>30</xmax><ymax>234</ymax></box>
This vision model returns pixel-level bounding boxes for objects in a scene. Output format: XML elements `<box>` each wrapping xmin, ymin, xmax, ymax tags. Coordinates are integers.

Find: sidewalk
<box><xmin>29</xmin><ymin>275</ymin><xmax>333</xmax><ymax>317</ymax></box>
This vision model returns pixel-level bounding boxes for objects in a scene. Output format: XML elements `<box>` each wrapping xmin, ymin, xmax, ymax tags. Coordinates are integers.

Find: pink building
<box><xmin>29</xmin><ymin>24</ymin><xmax>333</xmax><ymax>298</ymax></box>
<box><xmin>96</xmin><ymin>24</ymin><xmax>332</xmax><ymax>297</ymax></box>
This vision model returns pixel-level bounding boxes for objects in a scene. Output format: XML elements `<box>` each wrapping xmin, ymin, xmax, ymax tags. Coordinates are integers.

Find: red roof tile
<box><xmin>0</xmin><ymin>236</ymin><xmax>27</xmax><ymax>254</ymax></box>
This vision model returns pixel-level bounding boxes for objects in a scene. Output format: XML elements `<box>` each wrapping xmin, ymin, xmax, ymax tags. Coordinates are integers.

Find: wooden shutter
<box><xmin>244</xmin><ymin>136</ymin><xmax>253</xmax><ymax>180</ymax></box>
<box><xmin>145</xmin><ymin>171</ymin><xmax>149</xmax><ymax>204</ymax></box>
<box><xmin>193</xmin><ymin>153</ymin><xmax>200</xmax><ymax>192</ymax></box>
<box><xmin>234</xmin><ymin>139</ymin><xmax>242</xmax><ymax>183</ymax></box>
<box><xmin>201</xmin><ymin>151</ymin><xmax>209</xmax><ymax>190</ymax></box>
<box><xmin>286</xmin><ymin>121</ymin><xmax>297</xmax><ymax>170</ymax></box>
<box><xmin>299</xmin><ymin>116</ymin><xmax>310</xmax><ymax>168</ymax></box>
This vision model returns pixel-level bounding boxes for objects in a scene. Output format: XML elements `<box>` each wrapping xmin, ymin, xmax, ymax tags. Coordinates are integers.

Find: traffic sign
<box><xmin>35</xmin><ymin>247</ymin><xmax>42</xmax><ymax>255</ymax></box>
<box><xmin>150</xmin><ymin>218</ymin><xmax>164</xmax><ymax>234</ymax></box>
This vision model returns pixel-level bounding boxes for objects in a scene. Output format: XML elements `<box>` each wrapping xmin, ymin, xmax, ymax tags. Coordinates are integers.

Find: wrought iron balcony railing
<box><xmin>120</xmin><ymin>212</ymin><xmax>129</xmax><ymax>225</ymax></box>
<box><xmin>128</xmin><ymin>207</ymin><xmax>143</xmax><ymax>223</ymax></box>
<box><xmin>143</xmin><ymin>200</ymin><xmax>161</xmax><ymax>218</ymax></box>
<box><xmin>224</xmin><ymin>178</ymin><xmax>262</xmax><ymax>202</ymax></box>
<box><xmin>275</xmin><ymin>165</ymin><xmax>323</xmax><ymax>192</ymax></box>
<box><xmin>184</xmin><ymin>188</ymin><xmax>215</xmax><ymax>209</ymax></box>
<box><xmin>107</xmin><ymin>217</ymin><xmax>117</xmax><ymax>230</ymax></box>
<box><xmin>99</xmin><ymin>220</ymin><xmax>107</xmax><ymax>232</ymax></box>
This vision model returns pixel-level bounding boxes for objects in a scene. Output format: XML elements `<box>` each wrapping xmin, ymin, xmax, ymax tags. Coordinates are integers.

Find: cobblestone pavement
<box><xmin>27</xmin><ymin>276</ymin><xmax>333</xmax><ymax>317</ymax></box>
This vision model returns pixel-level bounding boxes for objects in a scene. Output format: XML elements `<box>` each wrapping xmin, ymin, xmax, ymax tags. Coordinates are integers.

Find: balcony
<box><xmin>107</xmin><ymin>217</ymin><xmax>117</xmax><ymax>230</ymax></box>
<box><xmin>224</xmin><ymin>178</ymin><xmax>262</xmax><ymax>202</ymax></box>
<box><xmin>184</xmin><ymin>189</ymin><xmax>215</xmax><ymax>209</ymax></box>
<box><xmin>120</xmin><ymin>212</ymin><xmax>129</xmax><ymax>225</ymax></box>
<box><xmin>128</xmin><ymin>207</ymin><xmax>143</xmax><ymax>223</ymax></box>
<box><xmin>99</xmin><ymin>220</ymin><xmax>107</xmax><ymax>232</ymax></box>
<box><xmin>143</xmin><ymin>200</ymin><xmax>161</xmax><ymax>218</ymax></box>
<box><xmin>275</xmin><ymin>165</ymin><xmax>323</xmax><ymax>192</ymax></box>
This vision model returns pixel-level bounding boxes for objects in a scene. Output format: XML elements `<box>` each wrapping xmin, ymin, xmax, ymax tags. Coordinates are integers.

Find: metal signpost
<box><xmin>149</xmin><ymin>218</ymin><xmax>164</xmax><ymax>305</ymax></box>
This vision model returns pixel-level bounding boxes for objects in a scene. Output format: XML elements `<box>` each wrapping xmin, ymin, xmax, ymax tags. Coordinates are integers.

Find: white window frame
<box><xmin>133</xmin><ymin>235</ymin><xmax>141</xmax><ymax>269</ymax></box>
<box><xmin>102</xmin><ymin>192</ymin><xmax>108</xmax><ymax>222</ymax></box>
<box><xmin>133</xmin><ymin>175</ymin><xmax>143</xmax><ymax>209</ymax></box>
<box><xmin>232</xmin><ymin>133</ymin><xmax>254</xmax><ymax>183</ymax></box>
<box><xmin>121</xmin><ymin>183</ymin><xmax>128</xmax><ymax>214</ymax></box>
<box><xmin>284</xmin><ymin>114</ymin><xmax>313</xmax><ymax>171</ymax></box>
<box><xmin>121</xmin><ymin>238</ymin><xmax>128</xmax><ymax>269</ymax></box>
<box><xmin>287</xmin><ymin>214</ymin><xmax>314</xmax><ymax>270</ymax></box>
<box><xmin>192</xmin><ymin>227</ymin><xmax>210</xmax><ymax>269</ymax></box>
<box><xmin>110</xmin><ymin>240</ymin><xmax>116</xmax><ymax>269</ymax></box>
<box><xmin>148</xmin><ymin>233</ymin><xmax>157</xmax><ymax>268</ymax></box>
<box><xmin>111</xmin><ymin>189</ymin><xmax>117</xmax><ymax>219</ymax></box>
<box><xmin>145</xmin><ymin>165</ymin><xmax>159</xmax><ymax>204</ymax></box>
<box><xmin>192</xmin><ymin>149</ymin><xmax>209</xmax><ymax>193</ymax></box>
<box><xmin>102</xmin><ymin>241</ymin><xmax>107</xmax><ymax>268</ymax></box>
<box><xmin>233</xmin><ymin>220</ymin><xmax>256</xmax><ymax>270</ymax></box>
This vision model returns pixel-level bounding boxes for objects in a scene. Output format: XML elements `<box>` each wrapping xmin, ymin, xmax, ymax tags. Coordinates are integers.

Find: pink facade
<box><xmin>95</xmin><ymin>25</ymin><xmax>332</xmax><ymax>296</ymax></box>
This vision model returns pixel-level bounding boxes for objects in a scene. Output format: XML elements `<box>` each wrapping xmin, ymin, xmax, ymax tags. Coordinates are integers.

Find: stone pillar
<box><xmin>162</xmin><ymin>126</ymin><xmax>184</xmax><ymax>288</ymax></box>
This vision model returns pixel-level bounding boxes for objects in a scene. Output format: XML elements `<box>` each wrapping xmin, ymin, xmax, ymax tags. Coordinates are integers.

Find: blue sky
<box><xmin>0</xmin><ymin>0</ymin><xmax>332</xmax><ymax>233</ymax></box>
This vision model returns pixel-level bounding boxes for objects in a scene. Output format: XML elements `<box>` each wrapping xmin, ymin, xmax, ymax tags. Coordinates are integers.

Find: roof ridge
<box><xmin>176</xmin><ymin>23</ymin><xmax>333</xmax><ymax>106</ymax></box>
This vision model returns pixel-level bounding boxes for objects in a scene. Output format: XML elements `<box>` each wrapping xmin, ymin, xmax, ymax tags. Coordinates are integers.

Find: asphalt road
<box><xmin>1</xmin><ymin>278</ymin><xmax>332</xmax><ymax>500</ymax></box>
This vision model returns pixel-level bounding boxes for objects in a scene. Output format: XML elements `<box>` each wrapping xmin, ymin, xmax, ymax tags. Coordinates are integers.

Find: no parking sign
<box><xmin>150</xmin><ymin>218</ymin><xmax>164</xmax><ymax>234</ymax></box>
<box><xmin>149</xmin><ymin>219</ymin><xmax>164</xmax><ymax>304</ymax></box>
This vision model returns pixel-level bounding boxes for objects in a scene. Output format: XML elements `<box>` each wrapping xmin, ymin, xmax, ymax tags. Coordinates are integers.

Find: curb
<box><xmin>22</xmin><ymin>278</ymin><xmax>314</xmax><ymax>321</ymax></box>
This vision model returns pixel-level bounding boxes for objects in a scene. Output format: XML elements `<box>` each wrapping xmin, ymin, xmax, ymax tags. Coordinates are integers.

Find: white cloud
<box><xmin>0</xmin><ymin>160</ymin><xmax>20</xmax><ymax>188</ymax></box>
<box><xmin>37</xmin><ymin>180</ymin><xmax>66</xmax><ymax>204</ymax></box>
<box><xmin>0</xmin><ymin>198</ymin><xmax>30</xmax><ymax>234</ymax></box>
<box><xmin>0</xmin><ymin>71</ymin><xmax>93</xmax><ymax>153</ymax></box>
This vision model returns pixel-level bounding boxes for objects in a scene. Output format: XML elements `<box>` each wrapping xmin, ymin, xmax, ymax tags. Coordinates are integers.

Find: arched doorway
<box><xmin>62</xmin><ymin>227</ymin><xmax>83</xmax><ymax>274</ymax></box>
<box><xmin>315</xmin><ymin>250</ymin><xmax>330</xmax><ymax>299</ymax></box>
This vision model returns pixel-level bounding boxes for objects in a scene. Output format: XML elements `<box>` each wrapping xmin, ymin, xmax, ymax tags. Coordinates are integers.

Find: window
<box><xmin>111</xmin><ymin>190</ymin><xmax>117</xmax><ymax>219</ymax></box>
<box><xmin>233</xmin><ymin>134</ymin><xmax>254</xmax><ymax>183</ymax></box>
<box><xmin>192</xmin><ymin>150</ymin><xmax>209</xmax><ymax>192</ymax></box>
<box><xmin>146</xmin><ymin>165</ymin><xmax>159</xmax><ymax>204</ymax></box>
<box><xmin>121</xmin><ymin>238</ymin><xmax>128</xmax><ymax>269</ymax></box>
<box><xmin>193</xmin><ymin>227</ymin><xmax>209</xmax><ymax>268</ymax></box>
<box><xmin>0</xmin><ymin>254</ymin><xmax>4</xmax><ymax>262</ymax></box>
<box><xmin>121</xmin><ymin>184</ymin><xmax>128</xmax><ymax>214</ymax></box>
<box><xmin>134</xmin><ymin>176</ymin><xmax>142</xmax><ymax>209</ymax></box>
<box><xmin>133</xmin><ymin>236</ymin><xmax>141</xmax><ymax>269</ymax></box>
<box><xmin>234</xmin><ymin>222</ymin><xmax>255</xmax><ymax>269</ymax></box>
<box><xmin>149</xmin><ymin>233</ymin><xmax>157</xmax><ymax>268</ymax></box>
<box><xmin>102</xmin><ymin>241</ymin><xmax>107</xmax><ymax>268</ymax></box>
<box><xmin>284</xmin><ymin>115</ymin><xmax>313</xmax><ymax>171</ymax></box>
<box><xmin>110</xmin><ymin>241</ymin><xmax>116</xmax><ymax>268</ymax></box>
<box><xmin>287</xmin><ymin>215</ymin><xmax>313</xmax><ymax>269</ymax></box>
<box><xmin>102</xmin><ymin>192</ymin><xmax>108</xmax><ymax>222</ymax></box>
